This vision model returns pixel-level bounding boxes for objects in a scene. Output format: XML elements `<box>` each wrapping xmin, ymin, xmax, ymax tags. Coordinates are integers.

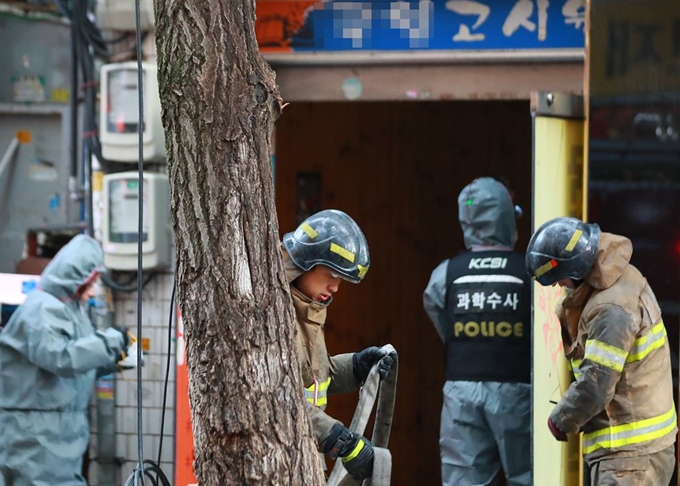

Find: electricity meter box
<box><xmin>100</xmin><ymin>62</ymin><xmax>165</xmax><ymax>163</ymax></box>
<box><xmin>102</xmin><ymin>172</ymin><xmax>171</xmax><ymax>271</ymax></box>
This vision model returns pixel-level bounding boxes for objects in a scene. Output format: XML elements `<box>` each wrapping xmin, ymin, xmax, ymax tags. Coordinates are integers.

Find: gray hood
<box><xmin>39</xmin><ymin>234</ymin><xmax>104</xmax><ymax>300</ymax></box>
<box><xmin>458</xmin><ymin>177</ymin><xmax>517</xmax><ymax>249</ymax></box>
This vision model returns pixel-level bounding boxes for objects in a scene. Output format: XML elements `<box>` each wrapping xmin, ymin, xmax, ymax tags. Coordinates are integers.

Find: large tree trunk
<box><xmin>153</xmin><ymin>1</ymin><xmax>324</xmax><ymax>484</ymax></box>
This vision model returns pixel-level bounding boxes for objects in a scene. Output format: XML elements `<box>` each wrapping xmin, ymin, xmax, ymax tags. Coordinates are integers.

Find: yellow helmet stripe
<box><xmin>330</xmin><ymin>242</ymin><xmax>355</xmax><ymax>263</ymax></box>
<box><xmin>301</xmin><ymin>223</ymin><xmax>318</xmax><ymax>239</ymax></box>
<box><xmin>565</xmin><ymin>229</ymin><xmax>583</xmax><ymax>252</ymax></box>
<box><xmin>535</xmin><ymin>259</ymin><xmax>557</xmax><ymax>278</ymax></box>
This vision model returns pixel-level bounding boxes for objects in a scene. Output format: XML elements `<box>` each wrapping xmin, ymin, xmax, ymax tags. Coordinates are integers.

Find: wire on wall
<box><xmin>121</xmin><ymin>0</ymin><xmax>171</xmax><ymax>482</ymax></box>
<box><xmin>51</xmin><ymin>0</ymin><xmax>173</xmax><ymax>481</ymax></box>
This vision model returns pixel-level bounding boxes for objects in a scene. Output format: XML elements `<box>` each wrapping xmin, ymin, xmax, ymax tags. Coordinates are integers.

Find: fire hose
<box><xmin>327</xmin><ymin>344</ymin><xmax>398</xmax><ymax>486</ymax></box>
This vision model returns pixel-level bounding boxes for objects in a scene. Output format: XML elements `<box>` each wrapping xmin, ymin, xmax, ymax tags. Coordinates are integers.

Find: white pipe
<box><xmin>0</xmin><ymin>137</ymin><xmax>19</xmax><ymax>180</ymax></box>
<box><xmin>264</xmin><ymin>48</ymin><xmax>584</xmax><ymax>67</ymax></box>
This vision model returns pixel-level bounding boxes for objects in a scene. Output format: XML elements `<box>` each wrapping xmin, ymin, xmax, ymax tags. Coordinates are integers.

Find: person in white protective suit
<box><xmin>0</xmin><ymin>234</ymin><xmax>128</xmax><ymax>486</ymax></box>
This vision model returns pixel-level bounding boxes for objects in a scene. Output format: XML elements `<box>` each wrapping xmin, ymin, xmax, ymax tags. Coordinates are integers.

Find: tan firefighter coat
<box><xmin>552</xmin><ymin>232</ymin><xmax>677</xmax><ymax>461</ymax></box>
<box><xmin>283</xmin><ymin>246</ymin><xmax>357</xmax><ymax>449</ymax></box>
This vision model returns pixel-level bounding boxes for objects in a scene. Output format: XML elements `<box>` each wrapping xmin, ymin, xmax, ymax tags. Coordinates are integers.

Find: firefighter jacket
<box><xmin>551</xmin><ymin>232</ymin><xmax>677</xmax><ymax>461</ymax></box>
<box><xmin>282</xmin><ymin>246</ymin><xmax>357</xmax><ymax>448</ymax></box>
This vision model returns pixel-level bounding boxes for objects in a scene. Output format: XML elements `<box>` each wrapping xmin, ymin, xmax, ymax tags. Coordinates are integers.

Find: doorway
<box><xmin>275</xmin><ymin>100</ymin><xmax>533</xmax><ymax>485</ymax></box>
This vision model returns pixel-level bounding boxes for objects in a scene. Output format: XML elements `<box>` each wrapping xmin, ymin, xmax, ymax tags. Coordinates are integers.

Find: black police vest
<box><xmin>443</xmin><ymin>250</ymin><xmax>531</xmax><ymax>384</ymax></box>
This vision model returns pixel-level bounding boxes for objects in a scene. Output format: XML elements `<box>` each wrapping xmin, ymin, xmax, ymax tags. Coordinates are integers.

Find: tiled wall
<box><xmin>88</xmin><ymin>272</ymin><xmax>177</xmax><ymax>485</ymax></box>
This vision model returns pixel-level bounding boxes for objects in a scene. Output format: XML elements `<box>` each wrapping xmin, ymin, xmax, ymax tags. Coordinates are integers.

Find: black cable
<box><xmin>100</xmin><ymin>272</ymin><xmax>153</xmax><ymax>293</ymax></box>
<box><xmin>76</xmin><ymin>39</ymin><xmax>129</xmax><ymax>172</ymax></box>
<box><xmin>52</xmin><ymin>0</ymin><xmax>70</xmax><ymax>18</ymax></box>
<box><xmin>157</xmin><ymin>282</ymin><xmax>176</xmax><ymax>473</ymax></box>
<box><xmin>73</xmin><ymin>0</ymin><xmax>107</xmax><ymax>58</ymax></box>
<box><xmin>114</xmin><ymin>271</ymin><xmax>140</xmax><ymax>287</ymax></box>
<box><xmin>123</xmin><ymin>461</ymin><xmax>171</xmax><ymax>486</ymax></box>
<box><xmin>65</xmin><ymin>0</ymin><xmax>125</xmax><ymax>204</ymax></box>
<box><xmin>102</xmin><ymin>32</ymin><xmax>133</xmax><ymax>44</ymax></box>
<box><xmin>69</xmin><ymin>1</ymin><xmax>78</xmax><ymax>181</ymax></box>
<box><xmin>126</xmin><ymin>3</ymin><xmax>173</xmax><ymax>473</ymax></box>
<box><xmin>62</xmin><ymin>0</ymin><xmax>171</xmax><ymax>480</ymax></box>
<box><xmin>76</xmin><ymin>15</ymin><xmax>94</xmax><ymax>238</ymax></box>
<box><xmin>83</xmin><ymin>133</ymin><xmax>93</xmax><ymax>235</ymax></box>
<box><xmin>62</xmin><ymin>0</ymin><xmax>133</xmax><ymax>175</ymax></box>
<box><xmin>60</xmin><ymin>0</ymin><xmax>168</xmax><ymax>477</ymax></box>
<box><xmin>133</xmin><ymin>0</ymin><xmax>146</xmax><ymax>480</ymax></box>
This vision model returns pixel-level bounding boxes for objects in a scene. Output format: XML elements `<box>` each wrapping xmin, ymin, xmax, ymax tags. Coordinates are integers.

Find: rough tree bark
<box><xmin>153</xmin><ymin>1</ymin><xmax>324</xmax><ymax>484</ymax></box>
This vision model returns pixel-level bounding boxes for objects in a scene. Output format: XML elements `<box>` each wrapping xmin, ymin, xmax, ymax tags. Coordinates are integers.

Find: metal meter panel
<box><xmin>102</xmin><ymin>171</ymin><xmax>171</xmax><ymax>270</ymax></box>
<box><xmin>0</xmin><ymin>17</ymin><xmax>71</xmax><ymax>104</ymax></box>
<box><xmin>100</xmin><ymin>62</ymin><xmax>165</xmax><ymax>163</ymax></box>
<box><xmin>0</xmin><ymin>104</ymin><xmax>74</xmax><ymax>273</ymax></box>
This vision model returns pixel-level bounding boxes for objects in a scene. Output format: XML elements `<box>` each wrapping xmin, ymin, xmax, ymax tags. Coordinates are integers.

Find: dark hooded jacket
<box><xmin>423</xmin><ymin>178</ymin><xmax>531</xmax><ymax>383</ymax></box>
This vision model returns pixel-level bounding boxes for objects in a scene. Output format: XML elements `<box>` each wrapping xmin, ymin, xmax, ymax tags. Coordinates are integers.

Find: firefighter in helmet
<box><xmin>282</xmin><ymin>209</ymin><xmax>395</xmax><ymax>482</ymax></box>
<box><xmin>527</xmin><ymin>217</ymin><xmax>677</xmax><ymax>485</ymax></box>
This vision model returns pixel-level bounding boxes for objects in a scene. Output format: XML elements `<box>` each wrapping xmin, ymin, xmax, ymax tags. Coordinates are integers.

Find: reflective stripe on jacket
<box><xmin>569</xmin><ymin>322</ymin><xmax>667</xmax><ymax>380</ymax></box>
<box><xmin>305</xmin><ymin>377</ymin><xmax>332</xmax><ymax>407</ymax></box>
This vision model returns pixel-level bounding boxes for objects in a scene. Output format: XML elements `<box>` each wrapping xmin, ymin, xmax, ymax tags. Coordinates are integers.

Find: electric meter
<box><xmin>100</xmin><ymin>62</ymin><xmax>165</xmax><ymax>163</ymax></box>
<box><xmin>102</xmin><ymin>171</ymin><xmax>171</xmax><ymax>271</ymax></box>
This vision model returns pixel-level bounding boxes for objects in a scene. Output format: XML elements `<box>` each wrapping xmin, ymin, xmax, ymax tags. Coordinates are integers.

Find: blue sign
<box><xmin>280</xmin><ymin>0</ymin><xmax>585</xmax><ymax>51</ymax></box>
<box><xmin>21</xmin><ymin>279</ymin><xmax>38</xmax><ymax>295</ymax></box>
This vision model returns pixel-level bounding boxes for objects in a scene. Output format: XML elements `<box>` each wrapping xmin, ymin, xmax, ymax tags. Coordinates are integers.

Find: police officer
<box><xmin>282</xmin><ymin>209</ymin><xmax>396</xmax><ymax>482</ymax></box>
<box><xmin>527</xmin><ymin>217</ymin><xmax>676</xmax><ymax>486</ymax></box>
<box><xmin>423</xmin><ymin>177</ymin><xmax>531</xmax><ymax>486</ymax></box>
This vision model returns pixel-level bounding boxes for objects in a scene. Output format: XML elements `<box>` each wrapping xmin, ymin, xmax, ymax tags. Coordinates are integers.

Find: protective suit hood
<box><xmin>583</xmin><ymin>232</ymin><xmax>632</xmax><ymax>290</ymax></box>
<box><xmin>458</xmin><ymin>177</ymin><xmax>517</xmax><ymax>249</ymax></box>
<box><xmin>39</xmin><ymin>234</ymin><xmax>104</xmax><ymax>300</ymax></box>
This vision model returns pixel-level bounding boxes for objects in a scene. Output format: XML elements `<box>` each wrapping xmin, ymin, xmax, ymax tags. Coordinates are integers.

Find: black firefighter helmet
<box><xmin>283</xmin><ymin>209</ymin><xmax>370</xmax><ymax>283</ymax></box>
<box><xmin>526</xmin><ymin>217</ymin><xmax>601</xmax><ymax>286</ymax></box>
